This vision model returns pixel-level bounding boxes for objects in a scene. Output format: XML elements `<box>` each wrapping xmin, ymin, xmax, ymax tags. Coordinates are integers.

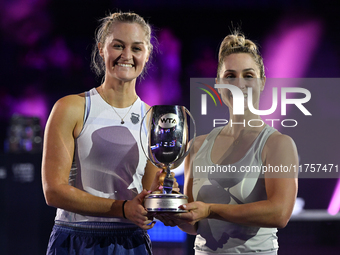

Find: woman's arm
<box><xmin>177</xmin><ymin>133</ymin><xmax>298</xmax><ymax>229</ymax></box>
<box><xmin>41</xmin><ymin>95</ymin><xmax>154</xmax><ymax>229</ymax></box>
<box><xmin>142</xmin><ymin>161</ymin><xmax>162</xmax><ymax>191</ymax></box>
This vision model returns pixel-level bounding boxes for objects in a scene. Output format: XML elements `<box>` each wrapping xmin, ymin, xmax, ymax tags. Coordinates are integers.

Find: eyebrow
<box><xmin>112</xmin><ymin>39</ymin><xmax>145</xmax><ymax>45</ymax></box>
<box><xmin>224</xmin><ymin>68</ymin><xmax>256</xmax><ymax>73</ymax></box>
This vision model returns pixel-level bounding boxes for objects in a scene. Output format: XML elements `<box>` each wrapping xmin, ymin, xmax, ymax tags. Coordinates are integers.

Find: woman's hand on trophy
<box><xmin>154</xmin><ymin>213</ymin><xmax>185</xmax><ymax>227</ymax></box>
<box><xmin>173</xmin><ymin>201</ymin><xmax>211</xmax><ymax>225</ymax></box>
<box><xmin>154</xmin><ymin>212</ymin><xmax>198</xmax><ymax>235</ymax></box>
<box><xmin>149</xmin><ymin>170</ymin><xmax>179</xmax><ymax>193</ymax></box>
<box><xmin>149</xmin><ymin>169</ymin><xmax>164</xmax><ymax>192</ymax></box>
<box><xmin>171</xmin><ymin>171</ymin><xmax>180</xmax><ymax>193</ymax></box>
<box><xmin>124</xmin><ymin>190</ymin><xmax>156</xmax><ymax>230</ymax></box>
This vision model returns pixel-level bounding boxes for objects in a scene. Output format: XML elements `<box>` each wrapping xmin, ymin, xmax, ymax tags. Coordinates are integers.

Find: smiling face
<box><xmin>99</xmin><ymin>22</ymin><xmax>150</xmax><ymax>82</ymax></box>
<box><xmin>217</xmin><ymin>53</ymin><xmax>265</xmax><ymax>112</ymax></box>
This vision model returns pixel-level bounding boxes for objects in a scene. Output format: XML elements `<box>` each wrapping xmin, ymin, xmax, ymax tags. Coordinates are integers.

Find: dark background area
<box><xmin>1</xmin><ymin>0</ymin><xmax>340</xmax><ymax>254</ymax></box>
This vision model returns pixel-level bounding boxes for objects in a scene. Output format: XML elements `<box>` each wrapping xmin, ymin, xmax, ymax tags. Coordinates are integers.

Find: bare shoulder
<box><xmin>51</xmin><ymin>93</ymin><xmax>86</xmax><ymax>120</ymax></box>
<box><xmin>262</xmin><ymin>130</ymin><xmax>298</xmax><ymax>163</ymax></box>
<box><xmin>54</xmin><ymin>93</ymin><xmax>85</xmax><ymax>111</ymax></box>
<box><xmin>265</xmin><ymin>131</ymin><xmax>297</xmax><ymax>151</ymax></box>
<box><xmin>47</xmin><ymin>93</ymin><xmax>86</xmax><ymax>138</ymax></box>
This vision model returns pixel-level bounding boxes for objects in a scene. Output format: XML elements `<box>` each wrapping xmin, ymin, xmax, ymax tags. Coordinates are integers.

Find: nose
<box><xmin>233</xmin><ymin>78</ymin><xmax>247</xmax><ymax>91</ymax></box>
<box><xmin>239</xmin><ymin>79</ymin><xmax>247</xmax><ymax>90</ymax></box>
<box><xmin>121</xmin><ymin>47</ymin><xmax>132</xmax><ymax>60</ymax></box>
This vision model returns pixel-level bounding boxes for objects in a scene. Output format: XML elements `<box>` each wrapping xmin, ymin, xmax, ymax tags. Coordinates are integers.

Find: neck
<box><xmin>224</xmin><ymin>111</ymin><xmax>264</xmax><ymax>137</ymax></box>
<box><xmin>99</xmin><ymin>79</ymin><xmax>138</xmax><ymax>108</ymax></box>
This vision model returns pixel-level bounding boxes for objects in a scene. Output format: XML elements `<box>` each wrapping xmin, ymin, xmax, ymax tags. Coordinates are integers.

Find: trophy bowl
<box><xmin>140</xmin><ymin>105</ymin><xmax>196</xmax><ymax>212</ymax></box>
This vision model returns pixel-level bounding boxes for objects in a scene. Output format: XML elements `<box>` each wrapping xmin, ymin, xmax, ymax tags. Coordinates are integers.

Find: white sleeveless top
<box><xmin>193</xmin><ymin>125</ymin><xmax>279</xmax><ymax>254</ymax></box>
<box><xmin>55</xmin><ymin>88</ymin><xmax>148</xmax><ymax>223</ymax></box>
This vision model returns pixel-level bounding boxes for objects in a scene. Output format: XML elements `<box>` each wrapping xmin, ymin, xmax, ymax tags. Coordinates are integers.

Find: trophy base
<box><xmin>144</xmin><ymin>192</ymin><xmax>188</xmax><ymax>212</ymax></box>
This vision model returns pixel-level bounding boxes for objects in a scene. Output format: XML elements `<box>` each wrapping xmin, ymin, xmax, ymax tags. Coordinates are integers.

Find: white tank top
<box><xmin>193</xmin><ymin>125</ymin><xmax>279</xmax><ymax>254</ymax></box>
<box><xmin>55</xmin><ymin>88</ymin><xmax>148</xmax><ymax>223</ymax></box>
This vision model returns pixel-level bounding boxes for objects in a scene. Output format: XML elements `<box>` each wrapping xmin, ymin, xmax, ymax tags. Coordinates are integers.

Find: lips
<box><xmin>115</xmin><ymin>62</ymin><xmax>134</xmax><ymax>68</ymax></box>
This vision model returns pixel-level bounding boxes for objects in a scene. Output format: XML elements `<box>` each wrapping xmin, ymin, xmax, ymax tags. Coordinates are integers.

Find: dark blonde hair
<box><xmin>91</xmin><ymin>11</ymin><xmax>154</xmax><ymax>78</ymax></box>
<box><xmin>217</xmin><ymin>32</ymin><xmax>265</xmax><ymax>78</ymax></box>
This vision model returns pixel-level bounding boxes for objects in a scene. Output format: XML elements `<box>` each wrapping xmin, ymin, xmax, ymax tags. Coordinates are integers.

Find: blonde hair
<box><xmin>217</xmin><ymin>32</ymin><xmax>265</xmax><ymax>78</ymax></box>
<box><xmin>91</xmin><ymin>11</ymin><xmax>154</xmax><ymax>77</ymax></box>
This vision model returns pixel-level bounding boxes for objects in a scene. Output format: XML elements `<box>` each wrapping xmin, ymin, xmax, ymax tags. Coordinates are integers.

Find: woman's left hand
<box><xmin>173</xmin><ymin>201</ymin><xmax>211</xmax><ymax>225</ymax></box>
<box><xmin>150</xmin><ymin>170</ymin><xmax>179</xmax><ymax>193</ymax></box>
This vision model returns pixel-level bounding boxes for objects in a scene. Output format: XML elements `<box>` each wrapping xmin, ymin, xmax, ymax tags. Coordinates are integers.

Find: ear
<box><xmin>260</xmin><ymin>76</ymin><xmax>266</xmax><ymax>92</ymax></box>
<box><xmin>98</xmin><ymin>43</ymin><xmax>104</xmax><ymax>58</ymax></box>
<box><xmin>145</xmin><ymin>51</ymin><xmax>150</xmax><ymax>63</ymax></box>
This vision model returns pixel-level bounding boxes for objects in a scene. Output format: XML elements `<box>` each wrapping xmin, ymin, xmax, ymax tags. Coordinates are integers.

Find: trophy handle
<box><xmin>181</xmin><ymin>106</ymin><xmax>196</xmax><ymax>161</ymax></box>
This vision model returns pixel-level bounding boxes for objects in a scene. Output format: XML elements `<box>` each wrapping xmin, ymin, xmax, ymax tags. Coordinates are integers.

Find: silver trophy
<box><xmin>140</xmin><ymin>105</ymin><xmax>196</xmax><ymax>212</ymax></box>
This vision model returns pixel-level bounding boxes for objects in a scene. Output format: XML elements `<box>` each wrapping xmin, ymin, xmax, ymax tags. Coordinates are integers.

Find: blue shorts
<box><xmin>46</xmin><ymin>221</ymin><xmax>152</xmax><ymax>255</ymax></box>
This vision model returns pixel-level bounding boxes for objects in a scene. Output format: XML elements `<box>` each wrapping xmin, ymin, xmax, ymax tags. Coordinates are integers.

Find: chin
<box><xmin>112</xmin><ymin>74</ymin><xmax>138</xmax><ymax>82</ymax></box>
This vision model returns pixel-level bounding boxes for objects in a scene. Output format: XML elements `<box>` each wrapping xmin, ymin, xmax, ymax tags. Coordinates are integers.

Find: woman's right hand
<box><xmin>154</xmin><ymin>213</ymin><xmax>182</xmax><ymax>227</ymax></box>
<box><xmin>124</xmin><ymin>190</ymin><xmax>156</xmax><ymax>230</ymax></box>
<box><xmin>154</xmin><ymin>212</ymin><xmax>198</xmax><ymax>235</ymax></box>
